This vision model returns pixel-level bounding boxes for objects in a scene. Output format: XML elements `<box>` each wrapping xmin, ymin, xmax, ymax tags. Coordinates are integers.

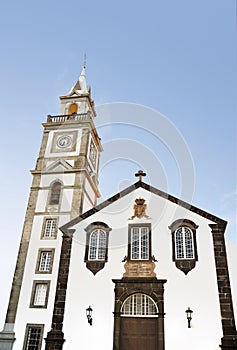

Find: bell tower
<box><xmin>0</xmin><ymin>67</ymin><xmax>102</xmax><ymax>350</ymax></box>
<box><xmin>45</xmin><ymin>65</ymin><xmax>102</xmax><ymax>216</ymax></box>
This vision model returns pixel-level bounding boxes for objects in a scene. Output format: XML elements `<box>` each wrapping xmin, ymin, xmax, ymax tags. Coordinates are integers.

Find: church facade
<box><xmin>0</xmin><ymin>69</ymin><xmax>236</xmax><ymax>350</ymax></box>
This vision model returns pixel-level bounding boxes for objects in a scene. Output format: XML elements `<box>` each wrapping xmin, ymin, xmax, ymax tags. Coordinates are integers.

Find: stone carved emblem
<box><xmin>129</xmin><ymin>198</ymin><xmax>150</xmax><ymax>220</ymax></box>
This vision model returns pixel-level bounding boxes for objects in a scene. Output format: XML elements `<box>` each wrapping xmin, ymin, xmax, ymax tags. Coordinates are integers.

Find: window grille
<box><xmin>121</xmin><ymin>293</ymin><xmax>157</xmax><ymax>317</ymax></box>
<box><xmin>175</xmin><ymin>227</ymin><xmax>194</xmax><ymax>259</ymax></box>
<box><xmin>44</xmin><ymin>219</ymin><xmax>57</xmax><ymax>238</ymax></box>
<box><xmin>23</xmin><ymin>324</ymin><xmax>44</xmax><ymax>350</ymax></box>
<box><xmin>33</xmin><ymin>284</ymin><xmax>47</xmax><ymax>306</ymax></box>
<box><xmin>89</xmin><ymin>229</ymin><xmax>106</xmax><ymax>260</ymax></box>
<box><xmin>131</xmin><ymin>227</ymin><xmax>149</xmax><ymax>260</ymax></box>
<box><xmin>39</xmin><ymin>252</ymin><xmax>52</xmax><ymax>272</ymax></box>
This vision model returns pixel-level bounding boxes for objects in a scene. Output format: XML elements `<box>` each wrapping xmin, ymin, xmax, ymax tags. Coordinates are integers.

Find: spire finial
<box><xmin>83</xmin><ymin>53</ymin><xmax>87</xmax><ymax>69</ymax></box>
<box><xmin>135</xmin><ymin>170</ymin><xmax>146</xmax><ymax>182</ymax></box>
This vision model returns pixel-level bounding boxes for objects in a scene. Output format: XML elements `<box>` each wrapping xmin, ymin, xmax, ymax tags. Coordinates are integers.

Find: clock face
<box><xmin>57</xmin><ymin>135</ymin><xmax>72</xmax><ymax>149</ymax></box>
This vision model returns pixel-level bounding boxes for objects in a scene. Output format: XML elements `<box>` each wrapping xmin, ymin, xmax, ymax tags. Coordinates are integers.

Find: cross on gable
<box><xmin>135</xmin><ymin>170</ymin><xmax>146</xmax><ymax>181</ymax></box>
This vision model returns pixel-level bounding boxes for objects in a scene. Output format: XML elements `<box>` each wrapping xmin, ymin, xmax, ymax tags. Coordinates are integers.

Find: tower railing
<box><xmin>47</xmin><ymin>112</ymin><xmax>92</xmax><ymax>123</ymax></box>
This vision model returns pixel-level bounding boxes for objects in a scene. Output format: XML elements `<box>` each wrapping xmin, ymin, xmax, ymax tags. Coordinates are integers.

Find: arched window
<box><xmin>49</xmin><ymin>181</ymin><xmax>62</xmax><ymax>205</ymax></box>
<box><xmin>175</xmin><ymin>227</ymin><xmax>194</xmax><ymax>259</ymax></box>
<box><xmin>68</xmin><ymin>103</ymin><xmax>78</xmax><ymax>115</ymax></box>
<box><xmin>88</xmin><ymin>229</ymin><xmax>106</xmax><ymax>260</ymax></box>
<box><xmin>121</xmin><ymin>293</ymin><xmax>157</xmax><ymax>317</ymax></box>
<box><xmin>169</xmin><ymin>219</ymin><xmax>198</xmax><ymax>274</ymax></box>
<box><xmin>84</xmin><ymin>222</ymin><xmax>112</xmax><ymax>275</ymax></box>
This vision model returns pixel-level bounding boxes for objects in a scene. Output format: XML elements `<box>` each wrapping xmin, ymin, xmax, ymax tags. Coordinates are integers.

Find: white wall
<box><xmin>63</xmin><ymin>188</ymin><xmax>223</xmax><ymax>350</ymax></box>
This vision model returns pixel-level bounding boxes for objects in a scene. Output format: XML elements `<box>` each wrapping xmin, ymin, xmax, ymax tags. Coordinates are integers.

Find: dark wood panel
<box><xmin>120</xmin><ymin>317</ymin><xmax>158</xmax><ymax>350</ymax></box>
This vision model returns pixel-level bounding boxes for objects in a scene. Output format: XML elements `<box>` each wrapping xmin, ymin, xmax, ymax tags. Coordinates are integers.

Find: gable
<box><xmin>60</xmin><ymin>181</ymin><xmax>226</xmax><ymax>233</ymax></box>
<box><xmin>45</xmin><ymin>159</ymin><xmax>73</xmax><ymax>172</ymax></box>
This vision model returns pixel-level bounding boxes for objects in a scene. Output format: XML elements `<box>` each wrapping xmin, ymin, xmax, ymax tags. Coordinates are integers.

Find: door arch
<box><xmin>120</xmin><ymin>293</ymin><xmax>158</xmax><ymax>350</ymax></box>
<box><xmin>112</xmin><ymin>279</ymin><xmax>166</xmax><ymax>350</ymax></box>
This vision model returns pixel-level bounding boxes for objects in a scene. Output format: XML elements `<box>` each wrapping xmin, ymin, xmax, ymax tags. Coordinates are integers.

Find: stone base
<box><xmin>220</xmin><ymin>335</ymin><xmax>237</xmax><ymax>349</ymax></box>
<box><xmin>0</xmin><ymin>324</ymin><xmax>16</xmax><ymax>350</ymax></box>
<box><xmin>44</xmin><ymin>329</ymin><xmax>65</xmax><ymax>350</ymax></box>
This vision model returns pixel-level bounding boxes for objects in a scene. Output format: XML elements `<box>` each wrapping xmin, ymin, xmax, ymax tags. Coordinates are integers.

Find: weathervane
<box><xmin>83</xmin><ymin>53</ymin><xmax>87</xmax><ymax>69</ymax></box>
<box><xmin>135</xmin><ymin>170</ymin><xmax>146</xmax><ymax>181</ymax></box>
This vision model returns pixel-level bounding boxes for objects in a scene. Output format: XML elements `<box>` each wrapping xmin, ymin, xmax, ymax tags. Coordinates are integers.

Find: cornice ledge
<box><xmin>209</xmin><ymin>222</ymin><xmax>227</xmax><ymax>234</ymax></box>
<box><xmin>60</xmin><ymin>228</ymin><xmax>75</xmax><ymax>238</ymax></box>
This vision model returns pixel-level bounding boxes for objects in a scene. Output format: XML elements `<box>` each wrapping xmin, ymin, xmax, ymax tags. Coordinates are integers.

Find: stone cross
<box><xmin>135</xmin><ymin>170</ymin><xmax>146</xmax><ymax>181</ymax></box>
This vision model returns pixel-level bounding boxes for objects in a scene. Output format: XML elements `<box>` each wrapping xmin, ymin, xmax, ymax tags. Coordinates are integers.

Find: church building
<box><xmin>0</xmin><ymin>68</ymin><xmax>236</xmax><ymax>350</ymax></box>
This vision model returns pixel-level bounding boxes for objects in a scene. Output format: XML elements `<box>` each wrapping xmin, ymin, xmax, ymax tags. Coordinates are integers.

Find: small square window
<box><xmin>30</xmin><ymin>281</ymin><xmax>50</xmax><ymax>308</ymax></box>
<box><xmin>35</xmin><ymin>249</ymin><xmax>55</xmax><ymax>274</ymax></box>
<box><xmin>23</xmin><ymin>324</ymin><xmax>44</xmax><ymax>350</ymax></box>
<box><xmin>41</xmin><ymin>218</ymin><xmax>58</xmax><ymax>239</ymax></box>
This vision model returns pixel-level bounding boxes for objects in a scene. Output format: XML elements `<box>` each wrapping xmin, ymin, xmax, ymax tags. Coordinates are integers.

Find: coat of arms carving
<box><xmin>128</xmin><ymin>198</ymin><xmax>150</xmax><ymax>220</ymax></box>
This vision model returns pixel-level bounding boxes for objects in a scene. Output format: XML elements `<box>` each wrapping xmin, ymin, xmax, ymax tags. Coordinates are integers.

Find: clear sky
<box><xmin>0</xmin><ymin>0</ymin><xmax>236</xmax><ymax>325</ymax></box>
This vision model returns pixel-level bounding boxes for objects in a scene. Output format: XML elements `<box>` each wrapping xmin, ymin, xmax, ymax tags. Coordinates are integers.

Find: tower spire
<box><xmin>79</xmin><ymin>64</ymin><xmax>87</xmax><ymax>92</ymax></box>
<box><xmin>66</xmin><ymin>61</ymin><xmax>88</xmax><ymax>96</ymax></box>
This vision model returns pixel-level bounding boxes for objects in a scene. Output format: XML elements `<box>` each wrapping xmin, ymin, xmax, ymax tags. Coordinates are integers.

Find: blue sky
<box><xmin>0</xmin><ymin>0</ymin><xmax>236</xmax><ymax>324</ymax></box>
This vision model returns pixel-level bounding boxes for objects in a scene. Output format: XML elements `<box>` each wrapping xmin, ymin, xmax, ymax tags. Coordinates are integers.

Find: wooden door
<box><xmin>120</xmin><ymin>317</ymin><xmax>158</xmax><ymax>350</ymax></box>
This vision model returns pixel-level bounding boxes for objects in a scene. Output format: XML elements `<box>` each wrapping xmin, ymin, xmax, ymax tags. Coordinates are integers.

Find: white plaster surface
<box><xmin>61</xmin><ymin>187</ymin><xmax>224</xmax><ymax>350</ymax></box>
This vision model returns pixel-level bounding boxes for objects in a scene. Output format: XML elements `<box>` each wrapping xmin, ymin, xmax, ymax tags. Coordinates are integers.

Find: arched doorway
<box><xmin>120</xmin><ymin>293</ymin><xmax>158</xmax><ymax>350</ymax></box>
<box><xmin>112</xmin><ymin>278</ymin><xmax>166</xmax><ymax>350</ymax></box>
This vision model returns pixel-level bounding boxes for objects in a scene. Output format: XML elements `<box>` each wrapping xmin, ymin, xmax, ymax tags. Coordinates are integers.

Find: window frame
<box><xmin>23</xmin><ymin>324</ymin><xmax>44</xmax><ymax>350</ymax></box>
<box><xmin>169</xmin><ymin>219</ymin><xmax>198</xmax><ymax>275</ymax></box>
<box><xmin>41</xmin><ymin>217</ymin><xmax>58</xmax><ymax>239</ymax></box>
<box><xmin>88</xmin><ymin>229</ymin><xmax>107</xmax><ymax>261</ymax></box>
<box><xmin>48</xmin><ymin>181</ymin><xmax>62</xmax><ymax>206</ymax></box>
<box><xmin>30</xmin><ymin>280</ymin><xmax>50</xmax><ymax>308</ymax></box>
<box><xmin>84</xmin><ymin>222</ymin><xmax>112</xmax><ymax>275</ymax></box>
<box><xmin>128</xmin><ymin>223</ymin><xmax>152</xmax><ymax>261</ymax></box>
<box><xmin>35</xmin><ymin>248</ymin><xmax>55</xmax><ymax>274</ymax></box>
<box><xmin>88</xmin><ymin>137</ymin><xmax>98</xmax><ymax>170</ymax></box>
<box><xmin>175</xmin><ymin>226</ymin><xmax>195</xmax><ymax>260</ymax></box>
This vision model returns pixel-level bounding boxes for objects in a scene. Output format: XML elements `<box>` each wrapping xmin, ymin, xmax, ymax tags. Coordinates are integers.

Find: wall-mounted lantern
<box><xmin>86</xmin><ymin>306</ymin><xmax>93</xmax><ymax>325</ymax></box>
<box><xmin>185</xmin><ymin>307</ymin><xmax>193</xmax><ymax>328</ymax></box>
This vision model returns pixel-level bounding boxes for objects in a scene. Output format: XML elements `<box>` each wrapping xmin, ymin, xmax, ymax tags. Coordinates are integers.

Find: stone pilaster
<box><xmin>44</xmin><ymin>229</ymin><xmax>75</xmax><ymax>350</ymax></box>
<box><xmin>210</xmin><ymin>223</ymin><xmax>237</xmax><ymax>349</ymax></box>
<box><xmin>35</xmin><ymin>130</ymin><xmax>50</xmax><ymax>171</ymax></box>
<box><xmin>0</xmin><ymin>175</ymin><xmax>41</xmax><ymax>349</ymax></box>
<box><xmin>70</xmin><ymin>172</ymin><xmax>84</xmax><ymax>220</ymax></box>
